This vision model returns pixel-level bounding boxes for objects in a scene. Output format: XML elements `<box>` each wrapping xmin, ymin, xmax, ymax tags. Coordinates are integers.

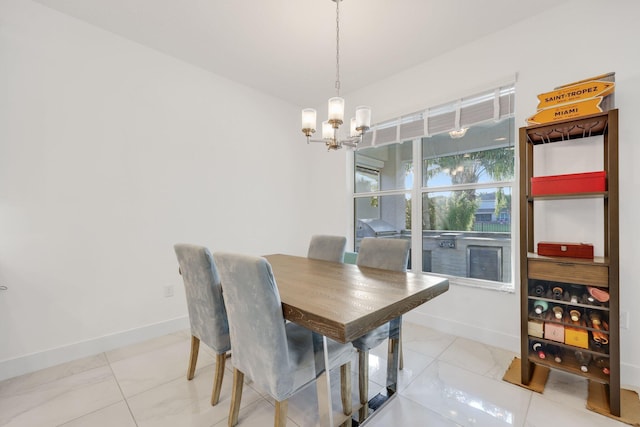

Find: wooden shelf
<box><xmin>524</xmin><ymin>111</ymin><xmax>611</xmax><ymax>145</ymax></box>
<box><xmin>527</xmin><ymin>296</ymin><xmax>610</xmax><ymax>312</ymax></box>
<box><xmin>519</xmin><ymin>109</ymin><xmax>620</xmax><ymax>416</ymax></box>
<box><xmin>527</xmin><ymin>252</ymin><xmax>608</xmax><ymax>266</ymax></box>
<box><xmin>527</xmin><ymin>191</ymin><xmax>608</xmax><ymax>201</ymax></box>
<box><xmin>527</xmin><ymin>353</ymin><xmax>611</xmax><ymax>384</ymax></box>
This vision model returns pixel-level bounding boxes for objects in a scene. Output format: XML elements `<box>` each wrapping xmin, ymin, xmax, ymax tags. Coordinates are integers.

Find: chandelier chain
<box><xmin>335</xmin><ymin>0</ymin><xmax>340</xmax><ymax>95</ymax></box>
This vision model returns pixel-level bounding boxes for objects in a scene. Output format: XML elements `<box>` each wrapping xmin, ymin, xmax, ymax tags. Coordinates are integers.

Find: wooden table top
<box><xmin>265</xmin><ymin>254</ymin><xmax>449</xmax><ymax>344</ymax></box>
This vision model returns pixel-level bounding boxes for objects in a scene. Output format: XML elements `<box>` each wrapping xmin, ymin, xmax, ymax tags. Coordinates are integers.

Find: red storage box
<box><xmin>538</xmin><ymin>242</ymin><xmax>594</xmax><ymax>259</ymax></box>
<box><xmin>531</xmin><ymin>171</ymin><xmax>606</xmax><ymax>196</ymax></box>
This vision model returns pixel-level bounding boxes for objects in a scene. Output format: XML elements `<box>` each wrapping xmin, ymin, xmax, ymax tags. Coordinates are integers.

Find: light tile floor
<box><xmin>0</xmin><ymin>322</ymin><xmax>629</xmax><ymax>427</ymax></box>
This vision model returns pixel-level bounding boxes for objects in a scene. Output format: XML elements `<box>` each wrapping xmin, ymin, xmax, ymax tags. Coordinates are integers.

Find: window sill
<box><xmin>419</xmin><ymin>271</ymin><xmax>515</xmax><ymax>293</ymax></box>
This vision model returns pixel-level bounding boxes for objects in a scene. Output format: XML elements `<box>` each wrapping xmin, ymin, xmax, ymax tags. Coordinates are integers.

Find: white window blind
<box><xmin>361</xmin><ymin>84</ymin><xmax>515</xmax><ymax>148</ymax></box>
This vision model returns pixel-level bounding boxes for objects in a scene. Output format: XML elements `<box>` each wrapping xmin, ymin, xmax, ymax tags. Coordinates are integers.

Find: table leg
<box><xmin>313</xmin><ymin>332</ymin><xmax>335</xmax><ymax>427</ymax></box>
<box><xmin>353</xmin><ymin>316</ymin><xmax>402</xmax><ymax>426</ymax></box>
<box><xmin>386</xmin><ymin>316</ymin><xmax>401</xmax><ymax>395</ymax></box>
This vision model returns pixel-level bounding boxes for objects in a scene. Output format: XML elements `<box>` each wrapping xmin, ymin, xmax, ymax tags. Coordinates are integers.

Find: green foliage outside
<box><xmin>422</xmin><ymin>147</ymin><xmax>514</xmax><ymax>232</ymax></box>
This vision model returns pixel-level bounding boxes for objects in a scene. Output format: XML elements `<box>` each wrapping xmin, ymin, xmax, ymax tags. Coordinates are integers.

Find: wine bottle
<box><xmin>594</xmin><ymin>357</ymin><xmax>610</xmax><ymax>375</ymax></box>
<box><xmin>531</xmin><ymin>281</ymin><xmax>546</xmax><ymax>297</ymax></box>
<box><xmin>590</xmin><ymin>336</ymin><xmax>609</xmax><ymax>353</ymax></box>
<box><xmin>569</xmin><ymin>309</ymin><xmax>582</xmax><ymax>322</ymax></box>
<box><xmin>575</xmin><ymin>351</ymin><xmax>591</xmax><ymax>372</ymax></box>
<box><xmin>587</xmin><ymin>286</ymin><xmax>610</xmax><ymax>303</ymax></box>
<box><xmin>532</xmin><ymin>341</ymin><xmax>546</xmax><ymax>359</ymax></box>
<box><xmin>546</xmin><ymin>345</ymin><xmax>563</xmax><ymax>363</ymax></box>
<box><xmin>569</xmin><ymin>285</ymin><xmax>582</xmax><ymax>304</ymax></box>
<box><xmin>552</xmin><ymin>286</ymin><xmax>564</xmax><ymax>300</ymax></box>
<box><xmin>589</xmin><ymin>312</ymin><xmax>609</xmax><ymax>345</ymax></box>
<box><xmin>533</xmin><ymin>300</ymin><xmax>549</xmax><ymax>315</ymax></box>
<box><xmin>552</xmin><ymin>305</ymin><xmax>564</xmax><ymax>320</ymax></box>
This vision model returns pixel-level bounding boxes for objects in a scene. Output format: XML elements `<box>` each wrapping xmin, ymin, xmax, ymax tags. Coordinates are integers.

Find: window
<box><xmin>352</xmin><ymin>84</ymin><xmax>515</xmax><ymax>291</ymax></box>
<box><xmin>354</xmin><ymin>141</ymin><xmax>412</xmax><ymax>252</ymax></box>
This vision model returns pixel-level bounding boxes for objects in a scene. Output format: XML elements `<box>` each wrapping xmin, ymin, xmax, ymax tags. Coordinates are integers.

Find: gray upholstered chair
<box><xmin>174</xmin><ymin>244</ymin><xmax>231</xmax><ymax>406</ymax></box>
<box><xmin>353</xmin><ymin>237</ymin><xmax>410</xmax><ymax>411</ymax></box>
<box><xmin>307</xmin><ymin>235</ymin><xmax>347</xmax><ymax>263</ymax></box>
<box><xmin>213</xmin><ymin>252</ymin><xmax>354</xmax><ymax>427</ymax></box>
<box><xmin>343</xmin><ymin>251</ymin><xmax>358</xmax><ymax>265</ymax></box>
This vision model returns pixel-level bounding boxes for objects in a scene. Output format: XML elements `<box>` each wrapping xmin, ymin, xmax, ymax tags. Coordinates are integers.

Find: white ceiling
<box><xmin>34</xmin><ymin>0</ymin><xmax>570</xmax><ymax>107</ymax></box>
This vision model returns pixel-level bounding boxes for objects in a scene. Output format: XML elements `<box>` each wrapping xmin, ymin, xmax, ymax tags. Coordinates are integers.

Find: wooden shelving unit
<box><xmin>519</xmin><ymin>109</ymin><xmax>620</xmax><ymax>416</ymax></box>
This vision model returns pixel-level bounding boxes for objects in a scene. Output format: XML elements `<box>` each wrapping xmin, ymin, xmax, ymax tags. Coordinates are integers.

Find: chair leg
<box><xmin>357</xmin><ymin>349</ymin><xmax>369</xmax><ymax>406</ymax></box>
<box><xmin>211</xmin><ymin>352</ymin><xmax>227</xmax><ymax>406</ymax></box>
<box><xmin>228</xmin><ymin>368</ymin><xmax>244</xmax><ymax>427</ymax></box>
<box><xmin>187</xmin><ymin>335</ymin><xmax>200</xmax><ymax>380</ymax></box>
<box><xmin>275</xmin><ymin>399</ymin><xmax>288</xmax><ymax>427</ymax></box>
<box><xmin>340</xmin><ymin>362</ymin><xmax>352</xmax><ymax>415</ymax></box>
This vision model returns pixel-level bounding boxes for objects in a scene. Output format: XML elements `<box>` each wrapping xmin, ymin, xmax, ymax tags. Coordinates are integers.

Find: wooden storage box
<box><xmin>528</xmin><ymin>319</ymin><xmax>544</xmax><ymax>338</ymax></box>
<box><xmin>531</xmin><ymin>171</ymin><xmax>606</xmax><ymax>196</ymax></box>
<box><xmin>545</xmin><ymin>321</ymin><xmax>565</xmax><ymax>342</ymax></box>
<box><xmin>538</xmin><ymin>242</ymin><xmax>594</xmax><ymax>259</ymax></box>
<box><xmin>528</xmin><ymin>258</ymin><xmax>609</xmax><ymax>287</ymax></box>
<box><xmin>565</xmin><ymin>326</ymin><xmax>589</xmax><ymax>349</ymax></box>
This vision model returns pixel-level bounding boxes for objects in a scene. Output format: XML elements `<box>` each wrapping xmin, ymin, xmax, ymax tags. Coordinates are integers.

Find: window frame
<box><xmin>351</xmin><ymin>84</ymin><xmax>516</xmax><ymax>292</ymax></box>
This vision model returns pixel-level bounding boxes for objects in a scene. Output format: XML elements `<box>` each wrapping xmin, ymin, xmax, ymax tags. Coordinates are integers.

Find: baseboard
<box><xmin>404</xmin><ymin>311</ymin><xmax>640</xmax><ymax>389</ymax></box>
<box><xmin>0</xmin><ymin>316</ymin><xmax>189</xmax><ymax>382</ymax></box>
<box><xmin>404</xmin><ymin>310</ymin><xmax>521</xmax><ymax>354</ymax></box>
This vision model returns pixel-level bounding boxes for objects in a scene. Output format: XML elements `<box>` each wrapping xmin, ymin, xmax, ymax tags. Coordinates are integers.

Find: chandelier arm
<box><xmin>342</xmin><ymin>137</ymin><xmax>362</xmax><ymax>146</ymax></box>
<box><xmin>308</xmin><ymin>136</ymin><xmax>361</xmax><ymax>144</ymax></box>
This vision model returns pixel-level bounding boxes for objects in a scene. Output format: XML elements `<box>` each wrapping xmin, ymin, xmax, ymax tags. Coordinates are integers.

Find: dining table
<box><xmin>265</xmin><ymin>254</ymin><xmax>450</xmax><ymax>426</ymax></box>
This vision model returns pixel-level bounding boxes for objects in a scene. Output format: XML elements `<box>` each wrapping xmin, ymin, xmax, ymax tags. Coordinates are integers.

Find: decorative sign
<box><xmin>526</xmin><ymin>73</ymin><xmax>615</xmax><ymax>126</ymax></box>
<box><xmin>526</xmin><ymin>97</ymin><xmax>603</xmax><ymax>125</ymax></box>
<box><xmin>537</xmin><ymin>81</ymin><xmax>615</xmax><ymax>110</ymax></box>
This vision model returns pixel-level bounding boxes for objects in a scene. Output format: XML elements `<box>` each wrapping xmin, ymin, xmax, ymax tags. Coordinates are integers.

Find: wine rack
<box><xmin>519</xmin><ymin>110</ymin><xmax>620</xmax><ymax>416</ymax></box>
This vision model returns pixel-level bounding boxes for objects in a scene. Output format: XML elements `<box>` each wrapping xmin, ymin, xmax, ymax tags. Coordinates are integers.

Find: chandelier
<box><xmin>301</xmin><ymin>0</ymin><xmax>371</xmax><ymax>151</ymax></box>
<box><xmin>449</xmin><ymin>128</ymin><xmax>468</xmax><ymax>139</ymax></box>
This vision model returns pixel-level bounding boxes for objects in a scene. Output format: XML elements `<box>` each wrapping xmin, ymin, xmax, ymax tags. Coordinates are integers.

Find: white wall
<box><xmin>304</xmin><ymin>0</ymin><xmax>640</xmax><ymax>388</ymax></box>
<box><xmin>0</xmin><ymin>0</ymin><xmax>311</xmax><ymax>380</ymax></box>
<box><xmin>2</xmin><ymin>0</ymin><xmax>639</xmax><ymax>390</ymax></box>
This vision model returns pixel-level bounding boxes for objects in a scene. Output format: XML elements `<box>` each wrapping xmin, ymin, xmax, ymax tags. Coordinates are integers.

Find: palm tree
<box><xmin>423</xmin><ymin>147</ymin><xmax>514</xmax><ymax>231</ymax></box>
